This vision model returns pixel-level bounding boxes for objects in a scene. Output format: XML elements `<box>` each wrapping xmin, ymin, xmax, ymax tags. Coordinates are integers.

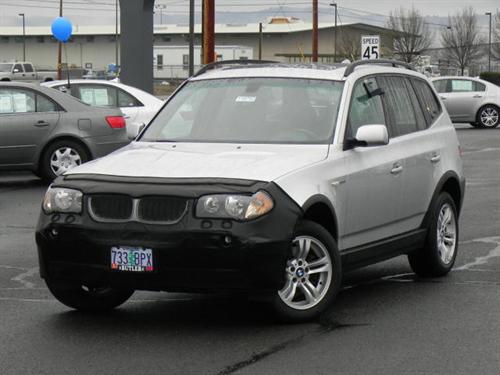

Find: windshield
<box><xmin>140</xmin><ymin>77</ymin><xmax>344</xmax><ymax>144</ymax></box>
<box><xmin>0</xmin><ymin>64</ymin><xmax>13</xmax><ymax>72</ymax></box>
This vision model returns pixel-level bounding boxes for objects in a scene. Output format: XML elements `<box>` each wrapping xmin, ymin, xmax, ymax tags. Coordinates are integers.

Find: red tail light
<box><xmin>106</xmin><ymin>116</ymin><xmax>126</xmax><ymax>129</ymax></box>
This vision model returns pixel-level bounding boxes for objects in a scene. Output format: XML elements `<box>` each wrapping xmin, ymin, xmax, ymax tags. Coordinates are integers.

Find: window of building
<box><xmin>182</xmin><ymin>54</ymin><xmax>189</xmax><ymax>70</ymax></box>
<box><xmin>36</xmin><ymin>36</ymin><xmax>44</xmax><ymax>43</ymax></box>
<box><xmin>157</xmin><ymin>54</ymin><xmax>164</xmax><ymax>70</ymax></box>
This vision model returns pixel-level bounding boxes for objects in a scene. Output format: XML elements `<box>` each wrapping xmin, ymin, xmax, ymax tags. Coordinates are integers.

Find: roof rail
<box><xmin>193</xmin><ymin>59</ymin><xmax>279</xmax><ymax>78</ymax></box>
<box><xmin>343</xmin><ymin>59</ymin><xmax>415</xmax><ymax>77</ymax></box>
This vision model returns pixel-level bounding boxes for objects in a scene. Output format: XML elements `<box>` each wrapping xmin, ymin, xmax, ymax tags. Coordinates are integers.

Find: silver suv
<box><xmin>36</xmin><ymin>60</ymin><xmax>465</xmax><ymax>322</ymax></box>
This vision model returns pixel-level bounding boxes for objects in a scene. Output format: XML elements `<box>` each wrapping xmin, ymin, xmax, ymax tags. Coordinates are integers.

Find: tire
<box><xmin>46</xmin><ymin>280</ymin><xmax>134</xmax><ymax>312</ymax></box>
<box><xmin>39</xmin><ymin>140</ymin><xmax>89</xmax><ymax>182</ymax></box>
<box><xmin>469</xmin><ymin>122</ymin><xmax>480</xmax><ymax>128</ymax></box>
<box><xmin>408</xmin><ymin>192</ymin><xmax>458</xmax><ymax>277</ymax></box>
<box><xmin>272</xmin><ymin>220</ymin><xmax>342</xmax><ymax>323</ymax></box>
<box><xmin>476</xmin><ymin>105</ymin><xmax>500</xmax><ymax>128</ymax></box>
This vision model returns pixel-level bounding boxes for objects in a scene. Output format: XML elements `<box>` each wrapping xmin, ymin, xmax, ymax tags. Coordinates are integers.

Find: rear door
<box><xmin>438</xmin><ymin>79</ymin><xmax>485</xmax><ymax>122</ymax></box>
<box><xmin>11</xmin><ymin>63</ymin><xmax>26</xmax><ymax>81</ymax></box>
<box><xmin>23</xmin><ymin>64</ymin><xmax>37</xmax><ymax>81</ymax></box>
<box><xmin>0</xmin><ymin>88</ymin><xmax>60</xmax><ymax>167</ymax></box>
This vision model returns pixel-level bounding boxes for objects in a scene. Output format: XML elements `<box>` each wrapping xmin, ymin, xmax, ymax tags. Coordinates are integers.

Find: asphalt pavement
<box><xmin>1</xmin><ymin>124</ymin><xmax>499</xmax><ymax>375</ymax></box>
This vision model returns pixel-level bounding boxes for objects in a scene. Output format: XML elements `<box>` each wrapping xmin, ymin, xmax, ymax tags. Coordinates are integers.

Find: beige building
<box><xmin>0</xmin><ymin>18</ymin><xmax>397</xmax><ymax>76</ymax></box>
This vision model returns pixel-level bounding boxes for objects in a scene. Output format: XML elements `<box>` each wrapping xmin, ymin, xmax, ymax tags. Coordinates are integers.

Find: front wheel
<box><xmin>476</xmin><ymin>105</ymin><xmax>500</xmax><ymax>128</ymax></box>
<box><xmin>408</xmin><ymin>192</ymin><xmax>458</xmax><ymax>277</ymax></box>
<box><xmin>272</xmin><ymin>220</ymin><xmax>341</xmax><ymax>322</ymax></box>
<box><xmin>46</xmin><ymin>280</ymin><xmax>134</xmax><ymax>312</ymax></box>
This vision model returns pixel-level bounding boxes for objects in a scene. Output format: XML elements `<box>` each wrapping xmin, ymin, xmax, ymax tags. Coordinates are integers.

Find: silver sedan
<box><xmin>431</xmin><ymin>77</ymin><xmax>500</xmax><ymax>128</ymax></box>
<box><xmin>0</xmin><ymin>82</ymin><xmax>129</xmax><ymax>181</ymax></box>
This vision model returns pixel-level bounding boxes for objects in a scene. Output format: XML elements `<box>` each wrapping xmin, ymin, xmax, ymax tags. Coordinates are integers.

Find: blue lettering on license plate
<box><xmin>111</xmin><ymin>247</ymin><xmax>154</xmax><ymax>272</ymax></box>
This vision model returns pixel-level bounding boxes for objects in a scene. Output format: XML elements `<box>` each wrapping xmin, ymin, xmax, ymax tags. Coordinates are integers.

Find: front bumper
<box><xmin>36</xmin><ymin>177</ymin><xmax>301</xmax><ymax>292</ymax></box>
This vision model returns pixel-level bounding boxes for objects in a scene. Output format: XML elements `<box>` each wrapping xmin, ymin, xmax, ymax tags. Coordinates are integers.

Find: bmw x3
<box><xmin>36</xmin><ymin>60</ymin><xmax>465</xmax><ymax>321</ymax></box>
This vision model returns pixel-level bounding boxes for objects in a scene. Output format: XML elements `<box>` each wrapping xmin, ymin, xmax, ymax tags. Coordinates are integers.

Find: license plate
<box><xmin>111</xmin><ymin>246</ymin><xmax>154</xmax><ymax>272</ymax></box>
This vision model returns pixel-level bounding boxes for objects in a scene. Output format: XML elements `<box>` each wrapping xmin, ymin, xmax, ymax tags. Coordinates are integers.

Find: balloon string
<box><xmin>63</xmin><ymin>43</ymin><xmax>71</xmax><ymax>88</ymax></box>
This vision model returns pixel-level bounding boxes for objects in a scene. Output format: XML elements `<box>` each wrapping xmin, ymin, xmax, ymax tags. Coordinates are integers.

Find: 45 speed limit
<box><xmin>361</xmin><ymin>35</ymin><xmax>380</xmax><ymax>60</ymax></box>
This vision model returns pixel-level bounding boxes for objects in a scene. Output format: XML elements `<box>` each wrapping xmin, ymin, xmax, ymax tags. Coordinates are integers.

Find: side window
<box><xmin>0</xmin><ymin>89</ymin><xmax>35</xmax><ymax>113</ymax></box>
<box><xmin>377</xmin><ymin>76</ymin><xmax>418</xmax><ymax>137</ymax></box>
<box><xmin>474</xmin><ymin>82</ymin><xmax>486</xmax><ymax>92</ymax></box>
<box><xmin>347</xmin><ymin>77</ymin><xmax>386</xmax><ymax>138</ymax></box>
<box><xmin>412</xmin><ymin>79</ymin><xmax>442</xmax><ymax>127</ymax></box>
<box><xmin>403</xmin><ymin>78</ymin><xmax>427</xmax><ymax>131</ymax></box>
<box><xmin>432</xmin><ymin>80</ymin><xmax>447</xmax><ymax>94</ymax></box>
<box><xmin>23</xmin><ymin>64</ymin><xmax>34</xmax><ymax>73</ymax></box>
<box><xmin>36</xmin><ymin>94</ymin><xmax>58</xmax><ymax>112</ymax></box>
<box><xmin>76</xmin><ymin>85</ymin><xmax>117</xmax><ymax>107</ymax></box>
<box><xmin>13</xmin><ymin>64</ymin><xmax>23</xmax><ymax>73</ymax></box>
<box><xmin>117</xmin><ymin>89</ymin><xmax>142</xmax><ymax>107</ymax></box>
<box><xmin>451</xmin><ymin>79</ymin><xmax>474</xmax><ymax>92</ymax></box>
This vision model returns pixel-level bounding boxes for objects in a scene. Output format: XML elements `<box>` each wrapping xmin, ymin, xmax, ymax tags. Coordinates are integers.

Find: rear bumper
<box><xmin>36</xmin><ymin>179</ymin><xmax>301</xmax><ymax>292</ymax></box>
<box><xmin>86</xmin><ymin>135</ymin><xmax>130</xmax><ymax>159</ymax></box>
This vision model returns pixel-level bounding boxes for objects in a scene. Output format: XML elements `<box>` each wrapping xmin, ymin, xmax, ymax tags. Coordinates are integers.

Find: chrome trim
<box><xmin>88</xmin><ymin>196</ymin><xmax>189</xmax><ymax>225</ymax></box>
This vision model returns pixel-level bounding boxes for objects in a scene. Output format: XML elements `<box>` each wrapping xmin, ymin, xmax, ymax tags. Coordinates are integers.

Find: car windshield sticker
<box><xmin>235</xmin><ymin>96</ymin><xmax>256</xmax><ymax>103</ymax></box>
<box><xmin>452</xmin><ymin>80</ymin><xmax>473</xmax><ymax>92</ymax></box>
<box><xmin>0</xmin><ymin>95</ymin><xmax>13</xmax><ymax>113</ymax></box>
<box><xmin>94</xmin><ymin>89</ymin><xmax>110</xmax><ymax>106</ymax></box>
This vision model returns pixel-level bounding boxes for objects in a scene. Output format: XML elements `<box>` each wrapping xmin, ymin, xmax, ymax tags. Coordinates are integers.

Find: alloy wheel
<box><xmin>436</xmin><ymin>203</ymin><xmax>457</xmax><ymax>265</ymax></box>
<box><xmin>480</xmin><ymin>107</ymin><xmax>499</xmax><ymax>127</ymax></box>
<box><xmin>50</xmin><ymin>147</ymin><xmax>82</xmax><ymax>176</ymax></box>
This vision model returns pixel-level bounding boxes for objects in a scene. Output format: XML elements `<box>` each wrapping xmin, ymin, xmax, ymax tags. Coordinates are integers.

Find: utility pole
<box><xmin>189</xmin><ymin>0</ymin><xmax>195</xmax><ymax>76</ymax></box>
<box><xmin>115</xmin><ymin>0</ymin><xmax>119</xmax><ymax>68</ymax></box>
<box><xmin>202</xmin><ymin>0</ymin><xmax>215</xmax><ymax>64</ymax></box>
<box><xmin>486</xmin><ymin>12</ymin><xmax>492</xmax><ymax>72</ymax></box>
<box><xmin>330</xmin><ymin>3</ymin><xmax>337</xmax><ymax>63</ymax></box>
<box><xmin>57</xmin><ymin>0</ymin><xmax>63</xmax><ymax>80</ymax></box>
<box><xmin>18</xmin><ymin>13</ymin><xmax>25</xmax><ymax>61</ymax></box>
<box><xmin>312</xmin><ymin>0</ymin><xmax>318</xmax><ymax>62</ymax></box>
<box><xmin>258</xmin><ymin>22</ymin><xmax>263</xmax><ymax>60</ymax></box>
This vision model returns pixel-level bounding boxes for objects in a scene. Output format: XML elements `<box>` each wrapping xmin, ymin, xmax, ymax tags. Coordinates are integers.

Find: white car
<box><xmin>42</xmin><ymin>80</ymin><xmax>163</xmax><ymax>138</ymax></box>
<box><xmin>431</xmin><ymin>76</ymin><xmax>500</xmax><ymax>128</ymax></box>
<box><xmin>37</xmin><ymin>60</ymin><xmax>465</xmax><ymax>322</ymax></box>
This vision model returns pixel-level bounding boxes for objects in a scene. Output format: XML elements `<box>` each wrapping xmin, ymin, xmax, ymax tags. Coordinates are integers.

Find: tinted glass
<box><xmin>474</xmin><ymin>82</ymin><xmax>486</xmax><ymax>92</ymax></box>
<box><xmin>432</xmin><ymin>80</ymin><xmax>447</xmax><ymax>93</ymax></box>
<box><xmin>404</xmin><ymin>78</ymin><xmax>427</xmax><ymax>131</ymax></box>
<box><xmin>36</xmin><ymin>94</ymin><xmax>57</xmax><ymax>112</ymax></box>
<box><xmin>141</xmin><ymin>78</ymin><xmax>344</xmax><ymax>144</ymax></box>
<box><xmin>378</xmin><ymin>76</ymin><xmax>418</xmax><ymax>137</ymax></box>
<box><xmin>413</xmin><ymin>79</ymin><xmax>442</xmax><ymax>126</ymax></box>
<box><xmin>118</xmin><ymin>89</ymin><xmax>141</xmax><ymax>107</ymax></box>
<box><xmin>13</xmin><ymin>64</ymin><xmax>23</xmax><ymax>73</ymax></box>
<box><xmin>76</xmin><ymin>85</ymin><xmax>117</xmax><ymax>107</ymax></box>
<box><xmin>347</xmin><ymin>77</ymin><xmax>385</xmax><ymax>138</ymax></box>
<box><xmin>0</xmin><ymin>89</ymin><xmax>35</xmax><ymax>113</ymax></box>
<box><xmin>23</xmin><ymin>64</ymin><xmax>34</xmax><ymax>73</ymax></box>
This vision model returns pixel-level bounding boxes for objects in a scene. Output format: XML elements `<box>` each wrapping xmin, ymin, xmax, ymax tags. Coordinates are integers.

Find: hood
<box><xmin>66</xmin><ymin>142</ymin><xmax>329</xmax><ymax>182</ymax></box>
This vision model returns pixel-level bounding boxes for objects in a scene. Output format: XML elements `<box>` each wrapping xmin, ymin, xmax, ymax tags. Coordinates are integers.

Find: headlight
<box><xmin>196</xmin><ymin>191</ymin><xmax>273</xmax><ymax>221</ymax></box>
<box><xmin>42</xmin><ymin>187</ymin><xmax>83</xmax><ymax>214</ymax></box>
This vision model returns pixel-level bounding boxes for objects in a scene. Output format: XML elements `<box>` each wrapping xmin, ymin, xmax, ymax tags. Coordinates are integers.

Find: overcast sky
<box><xmin>0</xmin><ymin>0</ymin><xmax>498</xmax><ymax>27</ymax></box>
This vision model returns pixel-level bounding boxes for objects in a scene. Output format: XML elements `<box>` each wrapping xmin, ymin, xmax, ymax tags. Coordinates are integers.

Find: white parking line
<box><xmin>11</xmin><ymin>267</ymin><xmax>38</xmax><ymax>289</ymax></box>
<box><xmin>454</xmin><ymin>236</ymin><xmax>500</xmax><ymax>271</ymax></box>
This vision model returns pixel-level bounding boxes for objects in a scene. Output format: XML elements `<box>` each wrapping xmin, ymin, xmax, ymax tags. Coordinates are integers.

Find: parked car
<box><xmin>0</xmin><ymin>62</ymin><xmax>56</xmax><ymax>82</ymax></box>
<box><xmin>431</xmin><ymin>76</ymin><xmax>500</xmax><ymax>128</ymax></box>
<box><xmin>43</xmin><ymin>80</ymin><xmax>163</xmax><ymax>139</ymax></box>
<box><xmin>0</xmin><ymin>82</ymin><xmax>129</xmax><ymax>181</ymax></box>
<box><xmin>36</xmin><ymin>60</ymin><xmax>465</xmax><ymax>322</ymax></box>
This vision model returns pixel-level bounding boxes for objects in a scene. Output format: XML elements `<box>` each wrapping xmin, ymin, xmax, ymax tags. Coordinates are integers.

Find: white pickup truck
<box><xmin>0</xmin><ymin>62</ymin><xmax>57</xmax><ymax>82</ymax></box>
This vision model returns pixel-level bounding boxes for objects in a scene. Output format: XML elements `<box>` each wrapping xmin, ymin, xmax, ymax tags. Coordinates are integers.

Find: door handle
<box><xmin>391</xmin><ymin>164</ymin><xmax>403</xmax><ymax>175</ymax></box>
<box><xmin>34</xmin><ymin>121</ymin><xmax>50</xmax><ymax>127</ymax></box>
<box><xmin>472</xmin><ymin>95</ymin><xmax>483</xmax><ymax>98</ymax></box>
<box><xmin>440</xmin><ymin>96</ymin><xmax>447</xmax><ymax>100</ymax></box>
<box><xmin>430</xmin><ymin>154</ymin><xmax>441</xmax><ymax>163</ymax></box>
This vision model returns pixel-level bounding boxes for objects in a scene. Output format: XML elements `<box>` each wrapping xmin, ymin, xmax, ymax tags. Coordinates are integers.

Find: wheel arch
<box><xmin>421</xmin><ymin>171</ymin><xmax>464</xmax><ymax>229</ymax></box>
<box><xmin>301</xmin><ymin>195</ymin><xmax>339</xmax><ymax>241</ymax></box>
<box><xmin>36</xmin><ymin>136</ymin><xmax>93</xmax><ymax>172</ymax></box>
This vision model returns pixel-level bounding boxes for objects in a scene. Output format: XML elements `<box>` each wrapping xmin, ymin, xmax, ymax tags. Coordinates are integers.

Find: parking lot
<box><xmin>0</xmin><ymin>124</ymin><xmax>499</xmax><ymax>374</ymax></box>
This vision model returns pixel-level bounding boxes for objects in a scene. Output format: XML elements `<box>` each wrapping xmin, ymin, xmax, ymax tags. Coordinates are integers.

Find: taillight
<box><xmin>458</xmin><ymin>145</ymin><xmax>463</xmax><ymax>157</ymax></box>
<box><xmin>106</xmin><ymin>116</ymin><xmax>126</xmax><ymax>129</ymax></box>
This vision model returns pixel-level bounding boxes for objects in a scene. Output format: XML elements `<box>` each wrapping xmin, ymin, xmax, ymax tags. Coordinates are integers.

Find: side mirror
<box><xmin>346</xmin><ymin>124</ymin><xmax>389</xmax><ymax>149</ymax></box>
<box><xmin>13</xmin><ymin>68</ymin><xmax>20</xmax><ymax>73</ymax></box>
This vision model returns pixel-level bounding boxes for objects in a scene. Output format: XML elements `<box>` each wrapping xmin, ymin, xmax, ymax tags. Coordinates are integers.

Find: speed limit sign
<box><xmin>361</xmin><ymin>35</ymin><xmax>380</xmax><ymax>60</ymax></box>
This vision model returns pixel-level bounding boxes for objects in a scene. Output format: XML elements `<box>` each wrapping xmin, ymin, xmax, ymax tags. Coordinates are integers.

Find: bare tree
<box><xmin>493</xmin><ymin>11</ymin><xmax>500</xmax><ymax>61</ymax></box>
<box><xmin>386</xmin><ymin>7</ymin><xmax>433</xmax><ymax>64</ymax></box>
<box><xmin>338</xmin><ymin>32</ymin><xmax>360</xmax><ymax>62</ymax></box>
<box><xmin>441</xmin><ymin>7</ymin><xmax>483</xmax><ymax>75</ymax></box>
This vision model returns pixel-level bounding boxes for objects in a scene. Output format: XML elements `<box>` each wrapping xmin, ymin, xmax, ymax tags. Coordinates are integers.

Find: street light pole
<box><xmin>329</xmin><ymin>3</ymin><xmax>337</xmax><ymax>63</ymax></box>
<box><xmin>312</xmin><ymin>0</ymin><xmax>318</xmax><ymax>62</ymax></box>
<box><xmin>18</xmin><ymin>13</ymin><xmax>25</xmax><ymax>61</ymax></box>
<box><xmin>115</xmin><ymin>0</ymin><xmax>119</xmax><ymax>69</ymax></box>
<box><xmin>57</xmin><ymin>0</ymin><xmax>63</xmax><ymax>80</ymax></box>
<box><xmin>485</xmin><ymin>12</ymin><xmax>492</xmax><ymax>72</ymax></box>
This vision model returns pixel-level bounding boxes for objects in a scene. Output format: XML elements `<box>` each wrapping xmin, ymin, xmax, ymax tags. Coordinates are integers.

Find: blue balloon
<box><xmin>51</xmin><ymin>17</ymin><xmax>73</xmax><ymax>43</ymax></box>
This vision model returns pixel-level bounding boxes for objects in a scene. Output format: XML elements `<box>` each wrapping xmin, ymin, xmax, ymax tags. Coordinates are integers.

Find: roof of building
<box><xmin>0</xmin><ymin>22</ymin><xmax>394</xmax><ymax>37</ymax></box>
